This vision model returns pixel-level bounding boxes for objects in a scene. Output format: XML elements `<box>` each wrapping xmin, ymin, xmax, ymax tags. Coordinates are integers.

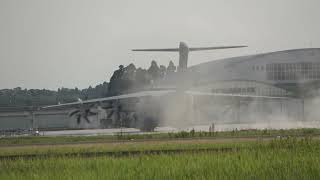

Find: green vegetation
<box><xmin>0</xmin><ymin>139</ymin><xmax>251</xmax><ymax>156</ymax></box>
<box><xmin>0</xmin><ymin>83</ymin><xmax>109</xmax><ymax>107</ymax></box>
<box><xmin>0</xmin><ymin>137</ymin><xmax>320</xmax><ymax>179</ymax></box>
<box><xmin>1</xmin><ymin>128</ymin><xmax>320</xmax><ymax>146</ymax></box>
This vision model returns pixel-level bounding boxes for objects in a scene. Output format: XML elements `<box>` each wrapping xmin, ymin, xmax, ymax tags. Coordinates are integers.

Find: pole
<box><xmin>31</xmin><ymin>111</ymin><xmax>35</xmax><ymax>129</ymax></box>
<box><xmin>302</xmin><ymin>96</ymin><xmax>305</xmax><ymax>122</ymax></box>
<box><xmin>237</xmin><ymin>98</ymin><xmax>240</xmax><ymax>123</ymax></box>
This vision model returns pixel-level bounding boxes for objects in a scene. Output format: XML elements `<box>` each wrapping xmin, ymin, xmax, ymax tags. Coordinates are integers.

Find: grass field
<box><xmin>1</xmin><ymin>128</ymin><xmax>319</xmax><ymax>145</ymax></box>
<box><xmin>1</xmin><ymin>129</ymin><xmax>320</xmax><ymax>179</ymax></box>
<box><xmin>0</xmin><ymin>139</ymin><xmax>252</xmax><ymax>157</ymax></box>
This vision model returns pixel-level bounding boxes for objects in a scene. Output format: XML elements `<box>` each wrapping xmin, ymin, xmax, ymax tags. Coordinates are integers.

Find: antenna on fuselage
<box><xmin>132</xmin><ymin>42</ymin><xmax>247</xmax><ymax>71</ymax></box>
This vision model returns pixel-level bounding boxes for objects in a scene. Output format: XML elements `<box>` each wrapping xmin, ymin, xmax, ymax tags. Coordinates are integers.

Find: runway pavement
<box><xmin>42</xmin><ymin>128</ymin><xmax>141</xmax><ymax>136</ymax></box>
<box><xmin>41</xmin><ymin>121</ymin><xmax>320</xmax><ymax>136</ymax></box>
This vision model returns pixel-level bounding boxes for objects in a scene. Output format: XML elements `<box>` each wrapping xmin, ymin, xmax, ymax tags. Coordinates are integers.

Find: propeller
<box><xmin>68</xmin><ymin>104</ymin><xmax>99</xmax><ymax>124</ymax></box>
<box><xmin>68</xmin><ymin>101</ymin><xmax>132</xmax><ymax>127</ymax></box>
<box><xmin>102</xmin><ymin>101</ymin><xmax>123</xmax><ymax>127</ymax></box>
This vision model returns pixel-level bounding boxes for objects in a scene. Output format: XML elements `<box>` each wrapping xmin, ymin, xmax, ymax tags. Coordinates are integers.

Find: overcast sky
<box><xmin>1</xmin><ymin>0</ymin><xmax>320</xmax><ymax>90</ymax></box>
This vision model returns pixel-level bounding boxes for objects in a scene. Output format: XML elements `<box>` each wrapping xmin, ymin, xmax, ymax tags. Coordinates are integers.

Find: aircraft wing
<box><xmin>185</xmin><ymin>91</ymin><xmax>293</xmax><ymax>99</ymax></box>
<box><xmin>42</xmin><ymin>90</ymin><xmax>176</xmax><ymax>109</ymax></box>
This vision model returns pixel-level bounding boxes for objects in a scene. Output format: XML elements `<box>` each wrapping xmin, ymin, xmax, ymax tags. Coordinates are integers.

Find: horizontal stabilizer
<box><xmin>132</xmin><ymin>42</ymin><xmax>247</xmax><ymax>70</ymax></box>
<box><xmin>189</xmin><ymin>46</ymin><xmax>247</xmax><ymax>51</ymax></box>
<box><xmin>186</xmin><ymin>91</ymin><xmax>293</xmax><ymax>99</ymax></box>
<box><xmin>132</xmin><ymin>48</ymin><xmax>179</xmax><ymax>52</ymax></box>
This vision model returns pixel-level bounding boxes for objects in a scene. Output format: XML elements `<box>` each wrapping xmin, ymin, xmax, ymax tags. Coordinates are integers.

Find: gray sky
<box><xmin>1</xmin><ymin>0</ymin><xmax>320</xmax><ymax>90</ymax></box>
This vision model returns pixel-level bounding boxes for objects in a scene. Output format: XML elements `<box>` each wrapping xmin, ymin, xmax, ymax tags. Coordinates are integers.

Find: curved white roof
<box><xmin>156</xmin><ymin>48</ymin><xmax>320</xmax><ymax>88</ymax></box>
<box><xmin>191</xmin><ymin>48</ymin><xmax>320</xmax><ymax>69</ymax></box>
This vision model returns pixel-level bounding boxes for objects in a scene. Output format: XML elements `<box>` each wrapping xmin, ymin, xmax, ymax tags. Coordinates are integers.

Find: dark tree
<box><xmin>110</xmin><ymin>65</ymin><xmax>125</xmax><ymax>81</ymax></box>
<box><xmin>167</xmin><ymin>61</ymin><xmax>176</xmax><ymax>74</ymax></box>
<box><xmin>135</xmin><ymin>68</ymin><xmax>149</xmax><ymax>87</ymax></box>
<box><xmin>159</xmin><ymin>65</ymin><xmax>166</xmax><ymax>78</ymax></box>
<box><xmin>123</xmin><ymin>63</ymin><xmax>136</xmax><ymax>80</ymax></box>
<box><xmin>108</xmin><ymin>63</ymin><xmax>138</xmax><ymax>96</ymax></box>
<box><xmin>108</xmin><ymin>65</ymin><xmax>125</xmax><ymax>96</ymax></box>
<box><xmin>147</xmin><ymin>60</ymin><xmax>160</xmax><ymax>80</ymax></box>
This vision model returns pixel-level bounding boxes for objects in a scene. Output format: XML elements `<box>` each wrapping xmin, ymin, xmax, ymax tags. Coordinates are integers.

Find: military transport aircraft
<box><xmin>42</xmin><ymin>42</ymin><xmax>291</xmax><ymax>131</ymax></box>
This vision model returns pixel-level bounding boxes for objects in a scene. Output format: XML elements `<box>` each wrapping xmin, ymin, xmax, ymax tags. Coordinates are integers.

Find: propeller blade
<box><xmin>107</xmin><ymin>110</ymin><xmax>114</xmax><ymax>119</ymax></box>
<box><xmin>69</xmin><ymin>109</ymin><xmax>80</xmax><ymax>117</ymax></box>
<box><xmin>102</xmin><ymin>105</ymin><xmax>113</xmax><ymax>109</ymax></box>
<box><xmin>83</xmin><ymin>115</ymin><xmax>91</xmax><ymax>123</ymax></box>
<box><xmin>115</xmin><ymin>111</ymin><xmax>121</xmax><ymax>125</ymax></box>
<box><xmin>84</xmin><ymin>109</ymin><xmax>98</xmax><ymax>116</ymax></box>
<box><xmin>88</xmin><ymin>110</ymin><xmax>98</xmax><ymax>116</ymax></box>
<box><xmin>76</xmin><ymin>115</ymin><xmax>81</xmax><ymax>124</ymax></box>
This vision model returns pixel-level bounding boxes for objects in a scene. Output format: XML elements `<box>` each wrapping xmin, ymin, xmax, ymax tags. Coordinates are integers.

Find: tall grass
<box><xmin>1</xmin><ymin>138</ymin><xmax>320</xmax><ymax>180</ymax></box>
<box><xmin>0</xmin><ymin>139</ymin><xmax>252</xmax><ymax>156</ymax></box>
<box><xmin>1</xmin><ymin>128</ymin><xmax>320</xmax><ymax>145</ymax></box>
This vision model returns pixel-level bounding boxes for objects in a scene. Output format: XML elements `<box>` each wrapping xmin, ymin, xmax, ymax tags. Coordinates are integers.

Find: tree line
<box><xmin>0</xmin><ymin>83</ymin><xmax>108</xmax><ymax>107</ymax></box>
<box><xmin>0</xmin><ymin>60</ymin><xmax>176</xmax><ymax>107</ymax></box>
<box><xmin>108</xmin><ymin>60</ymin><xmax>176</xmax><ymax>95</ymax></box>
